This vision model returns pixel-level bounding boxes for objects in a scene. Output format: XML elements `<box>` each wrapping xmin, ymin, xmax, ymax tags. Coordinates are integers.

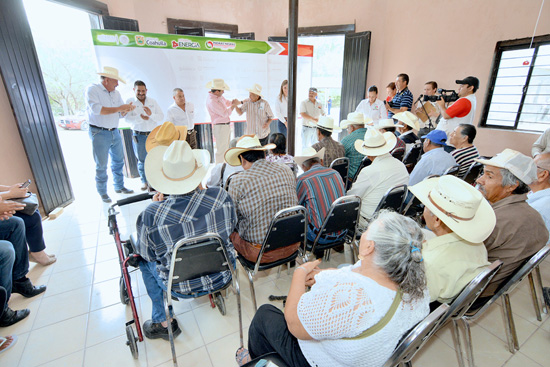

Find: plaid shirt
<box><xmin>135</xmin><ymin>187</ymin><xmax>237</xmax><ymax>294</ymax></box>
<box><xmin>312</xmin><ymin>136</ymin><xmax>346</xmax><ymax>167</ymax></box>
<box><xmin>228</xmin><ymin>159</ymin><xmax>297</xmax><ymax>244</ymax></box>
<box><xmin>341</xmin><ymin>127</ymin><xmax>367</xmax><ymax>178</ymax></box>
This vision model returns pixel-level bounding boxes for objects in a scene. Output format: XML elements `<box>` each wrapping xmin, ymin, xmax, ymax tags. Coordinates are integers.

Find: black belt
<box><xmin>133</xmin><ymin>130</ymin><xmax>150</xmax><ymax>135</ymax></box>
<box><xmin>90</xmin><ymin>124</ymin><xmax>117</xmax><ymax>131</ymax></box>
<box><xmin>303</xmin><ymin>125</ymin><xmax>316</xmax><ymax>128</ymax></box>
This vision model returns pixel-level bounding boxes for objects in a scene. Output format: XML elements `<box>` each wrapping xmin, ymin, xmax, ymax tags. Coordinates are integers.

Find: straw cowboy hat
<box><xmin>340</xmin><ymin>112</ymin><xmax>370</xmax><ymax>129</ymax></box>
<box><xmin>317</xmin><ymin>116</ymin><xmax>342</xmax><ymax>132</ymax></box>
<box><xmin>475</xmin><ymin>148</ymin><xmax>538</xmax><ymax>185</ymax></box>
<box><xmin>146</xmin><ymin>121</ymin><xmax>188</xmax><ymax>152</ymax></box>
<box><xmin>408</xmin><ymin>175</ymin><xmax>496</xmax><ymax>243</ymax></box>
<box><xmin>246</xmin><ymin>83</ymin><xmax>263</xmax><ymax>97</ymax></box>
<box><xmin>294</xmin><ymin>147</ymin><xmax>326</xmax><ymax>167</ymax></box>
<box><xmin>144</xmin><ymin>140</ymin><xmax>210</xmax><ymax>195</ymax></box>
<box><xmin>206</xmin><ymin>78</ymin><xmax>230</xmax><ymax>91</ymax></box>
<box><xmin>376</xmin><ymin>118</ymin><xmax>403</xmax><ymax>130</ymax></box>
<box><xmin>393</xmin><ymin>111</ymin><xmax>420</xmax><ymax>130</ymax></box>
<box><xmin>224</xmin><ymin>135</ymin><xmax>276</xmax><ymax>166</ymax></box>
<box><xmin>97</xmin><ymin>66</ymin><xmax>126</xmax><ymax>84</ymax></box>
<box><xmin>354</xmin><ymin>127</ymin><xmax>397</xmax><ymax>156</ymax></box>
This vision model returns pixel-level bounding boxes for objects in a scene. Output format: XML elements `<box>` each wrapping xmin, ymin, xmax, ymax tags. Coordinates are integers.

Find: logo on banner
<box><xmin>205</xmin><ymin>40</ymin><xmax>236</xmax><ymax>51</ymax></box>
<box><xmin>119</xmin><ymin>35</ymin><xmax>129</xmax><ymax>45</ymax></box>
<box><xmin>135</xmin><ymin>35</ymin><xmax>145</xmax><ymax>46</ymax></box>
<box><xmin>145</xmin><ymin>37</ymin><xmax>167</xmax><ymax>47</ymax></box>
<box><xmin>171</xmin><ymin>39</ymin><xmax>200</xmax><ymax>49</ymax></box>
<box><xmin>97</xmin><ymin>34</ymin><xmax>118</xmax><ymax>44</ymax></box>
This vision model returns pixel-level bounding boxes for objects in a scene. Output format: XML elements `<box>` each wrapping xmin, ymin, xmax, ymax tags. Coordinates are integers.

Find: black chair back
<box><xmin>391</xmin><ymin>147</ymin><xmax>405</xmax><ymax>161</ymax></box>
<box><xmin>373</xmin><ymin>184</ymin><xmax>408</xmax><ymax>216</ymax></box>
<box><xmin>349</xmin><ymin>156</ymin><xmax>372</xmax><ymax>190</ymax></box>
<box><xmin>461</xmin><ymin>162</ymin><xmax>483</xmax><ymax>185</ymax></box>
<box><xmin>403</xmin><ymin>143</ymin><xmax>423</xmax><ymax>172</ymax></box>
<box><xmin>330</xmin><ymin>157</ymin><xmax>350</xmax><ymax>185</ymax></box>
<box><xmin>224</xmin><ymin>172</ymin><xmax>240</xmax><ymax>191</ymax></box>
<box><xmin>443</xmin><ymin>164</ymin><xmax>461</xmax><ymax>177</ymax></box>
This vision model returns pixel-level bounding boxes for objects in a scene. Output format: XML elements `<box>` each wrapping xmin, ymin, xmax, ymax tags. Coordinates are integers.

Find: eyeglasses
<box><xmin>536</xmin><ymin>165</ymin><xmax>550</xmax><ymax>173</ymax></box>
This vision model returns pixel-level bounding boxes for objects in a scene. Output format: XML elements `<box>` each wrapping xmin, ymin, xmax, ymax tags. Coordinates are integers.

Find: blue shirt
<box><xmin>388</xmin><ymin>88</ymin><xmax>413</xmax><ymax>118</ymax></box>
<box><xmin>409</xmin><ymin>147</ymin><xmax>456</xmax><ymax>186</ymax></box>
<box><xmin>341</xmin><ymin>127</ymin><xmax>367</xmax><ymax>178</ymax></box>
<box><xmin>85</xmin><ymin>83</ymin><xmax>125</xmax><ymax>129</ymax></box>
<box><xmin>135</xmin><ymin>187</ymin><xmax>237</xmax><ymax>294</ymax></box>
<box><xmin>527</xmin><ymin>188</ymin><xmax>550</xmax><ymax>240</ymax></box>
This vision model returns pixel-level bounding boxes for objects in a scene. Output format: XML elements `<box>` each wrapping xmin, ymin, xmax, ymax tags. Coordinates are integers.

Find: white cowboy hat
<box><xmin>246</xmin><ymin>83</ymin><xmax>263</xmax><ymax>97</ymax></box>
<box><xmin>206</xmin><ymin>78</ymin><xmax>230</xmax><ymax>91</ymax></box>
<box><xmin>475</xmin><ymin>148</ymin><xmax>537</xmax><ymax>185</ymax></box>
<box><xmin>145</xmin><ymin>141</ymin><xmax>210</xmax><ymax>195</ymax></box>
<box><xmin>354</xmin><ymin>128</ymin><xmax>397</xmax><ymax>156</ymax></box>
<box><xmin>224</xmin><ymin>135</ymin><xmax>276</xmax><ymax>166</ymax></box>
<box><xmin>97</xmin><ymin>66</ymin><xmax>126</xmax><ymax>84</ymax></box>
<box><xmin>393</xmin><ymin>111</ymin><xmax>420</xmax><ymax>130</ymax></box>
<box><xmin>294</xmin><ymin>147</ymin><xmax>326</xmax><ymax>167</ymax></box>
<box><xmin>317</xmin><ymin>116</ymin><xmax>342</xmax><ymax>132</ymax></box>
<box><xmin>409</xmin><ymin>175</ymin><xmax>496</xmax><ymax>243</ymax></box>
<box><xmin>146</xmin><ymin>121</ymin><xmax>188</xmax><ymax>152</ymax></box>
<box><xmin>340</xmin><ymin>112</ymin><xmax>368</xmax><ymax>129</ymax></box>
<box><xmin>376</xmin><ymin>118</ymin><xmax>403</xmax><ymax>130</ymax></box>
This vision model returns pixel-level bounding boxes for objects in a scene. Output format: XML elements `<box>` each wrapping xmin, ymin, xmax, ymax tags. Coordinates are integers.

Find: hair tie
<box><xmin>410</xmin><ymin>241</ymin><xmax>423</xmax><ymax>262</ymax></box>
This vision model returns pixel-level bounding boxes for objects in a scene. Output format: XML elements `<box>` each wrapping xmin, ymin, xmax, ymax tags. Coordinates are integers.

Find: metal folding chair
<box><xmin>330</xmin><ymin>157</ymin><xmax>350</xmax><ymax>186</ymax></box>
<box><xmin>461</xmin><ymin>162</ymin><xmax>483</xmax><ymax>185</ymax></box>
<box><xmin>348</xmin><ymin>156</ymin><xmax>372</xmax><ymax>191</ymax></box>
<box><xmin>237</xmin><ymin>205</ymin><xmax>307</xmax><ymax>311</ymax></box>
<box><xmin>403</xmin><ymin>142</ymin><xmax>423</xmax><ymax>173</ymax></box>
<box><xmin>242</xmin><ymin>352</ymin><xmax>290</xmax><ymax>367</ymax></box>
<box><xmin>391</xmin><ymin>147</ymin><xmax>405</xmax><ymax>161</ymax></box>
<box><xmin>443</xmin><ymin>164</ymin><xmax>461</xmax><ymax>176</ymax></box>
<box><xmin>372</xmin><ymin>184</ymin><xmax>408</xmax><ymax>217</ymax></box>
<box><xmin>164</xmin><ymin>233</ymin><xmax>243</xmax><ymax>367</ymax></box>
<box><xmin>224</xmin><ymin>172</ymin><xmax>241</xmax><ymax>191</ymax></box>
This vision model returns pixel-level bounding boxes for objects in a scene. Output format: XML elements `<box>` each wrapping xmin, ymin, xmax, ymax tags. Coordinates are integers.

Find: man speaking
<box><xmin>436</xmin><ymin>76</ymin><xmax>479</xmax><ymax>140</ymax></box>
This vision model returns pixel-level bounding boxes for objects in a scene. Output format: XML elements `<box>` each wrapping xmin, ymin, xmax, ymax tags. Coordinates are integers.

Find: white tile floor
<box><xmin>2</xmin><ymin>189</ymin><xmax>550</xmax><ymax>367</ymax></box>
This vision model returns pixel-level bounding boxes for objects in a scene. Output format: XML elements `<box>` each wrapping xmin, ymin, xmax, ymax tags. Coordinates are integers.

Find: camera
<box><xmin>422</xmin><ymin>89</ymin><xmax>460</xmax><ymax>103</ymax></box>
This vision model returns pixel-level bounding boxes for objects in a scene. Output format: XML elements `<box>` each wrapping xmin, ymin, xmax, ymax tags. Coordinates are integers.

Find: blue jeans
<box><xmin>132</xmin><ymin>132</ymin><xmax>148</xmax><ymax>184</ymax></box>
<box><xmin>0</xmin><ymin>217</ymin><xmax>29</xmax><ymax>299</ymax></box>
<box><xmin>306</xmin><ymin>228</ymin><xmax>347</xmax><ymax>246</ymax></box>
<box><xmin>14</xmin><ymin>210</ymin><xmax>45</xmax><ymax>252</ymax></box>
<box><xmin>0</xmin><ymin>241</ymin><xmax>15</xmax><ymax>310</ymax></box>
<box><xmin>89</xmin><ymin>126</ymin><xmax>125</xmax><ymax>195</ymax></box>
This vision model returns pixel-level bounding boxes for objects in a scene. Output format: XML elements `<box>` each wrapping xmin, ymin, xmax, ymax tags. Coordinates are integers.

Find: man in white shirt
<box><xmin>125</xmin><ymin>80</ymin><xmax>164</xmax><ymax>190</ymax></box>
<box><xmin>348</xmin><ymin>128</ymin><xmax>409</xmax><ymax>229</ymax></box>
<box><xmin>166</xmin><ymin>88</ymin><xmax>196</xmax><ymax>149</ymax></box>
<box><xmin>355</xmin><ymin>85</ymin><xmax>387</xmax><ymax>124</ymax></box>
<box><xmin>532</xmin><ymin>127</ymin><xmax>550</xmax><ymax>157</ymax></box>
<box><xmin>527</xmin><ymin>153</ymin><xmax>550</xmax><ymax>236</ymax></box>
<box><xmin>300</xmin><ymin>87</ymin><xmax>325</xmax><ymax>149</ymax></box>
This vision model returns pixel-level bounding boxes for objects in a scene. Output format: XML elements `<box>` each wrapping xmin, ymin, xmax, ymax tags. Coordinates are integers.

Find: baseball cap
<box><xmin>455</xmin><ymin>76</ymin><xmax>479</xmax><ymax>91</ymax></box>
<box><xmin>475</xmin><ymin>149</ymin><xmax>537</xmax><ymax>185</ymax></box>
<box><xmin>309</xmin><ymin>87</ymin><xmax>318</xmax><ymax>93</ymax></box>
<box><xmin>421</xmin><ymin>130</ymin><xmax>448</xmax><ymax>146</ymax></box>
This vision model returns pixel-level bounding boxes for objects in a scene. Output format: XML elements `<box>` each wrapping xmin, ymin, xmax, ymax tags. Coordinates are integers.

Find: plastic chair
<box><xmin>237</xmin><ymin>205</ymin><xmax>307</xmax><ymax>311</ymax></box>
<box><xmin>461</xmin><ymin>162</ymin><xmax>483</xmax><ymax>185</ymax></box>
<box><xmin>164</xmin><ymin>233</ymin><xmax>243</xmax><ymax>366</ymax></box>
<box><xmin>382</xmin><ymin>303</ymin><xmax>450</xmax><ymax>367</ymax></box>
<box><xmin>330</xmin><ymin>157</ymin><xmax>350</xmax><ymax>186</ymax></box>
<box><xmin>443</xmin><ymin>164</ymin><xmax>461</xmax><ymax>176</ymax></box>
<box><xmin>454</xmin><ymin>245</ymin><xmax>550</xmax><ymax>366</ymax></box>
<box><xmin>372</xmin><ymin>184</ymin><xmax>408</xmax><ymax>217</ymax></box>
<box><xmin>305</xmin><ymin>195</ymin><xmax>361</xmax><ymax>262</ymax></box>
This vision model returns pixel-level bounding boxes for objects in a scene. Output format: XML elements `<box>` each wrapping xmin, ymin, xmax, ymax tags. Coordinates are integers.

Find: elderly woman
<box><xmin>236</xmin><ymin>210</ymin><xmax>430</xmax><ymax>367</ymax></box>
<box><xmin>266</xmin><ymin>133</ymin><xmax>294</xmax><ymax>164</ymax></box>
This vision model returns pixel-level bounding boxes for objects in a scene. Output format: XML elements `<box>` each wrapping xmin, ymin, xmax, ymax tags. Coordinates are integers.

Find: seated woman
<box><xmin>265</xmin><ymin>133</ymin><xmax>294</xmax><ymax>164</ymax></box>
<box><xmin>237</xmin><ymin>210</ymin><xmax>430</xmax><ymax>367</ymax></box>
<box><xmin>0</xmin><ymin>183</ymin><xmax>55</xmax><ymax>266</ymax></box>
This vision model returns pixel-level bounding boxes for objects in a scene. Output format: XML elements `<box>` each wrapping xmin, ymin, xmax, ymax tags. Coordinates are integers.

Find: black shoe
<box><xmin>143</xmin><ymin>319</ymin><xmax>181</xmax><ymax>340</ymax></box>
<box><xmin>100</xmin><ymin>194</ymin><xmax>112</xmax><ymax>203</ymax></box>
<box><xmin>0</xmin><ymin>307</ymin><xmax>30</xmax><ymax>327</ymax></box>
<box><xmin>543</xmin><ymin>287</ymin><xmax>550</xmax><ymax>308</ymax></box>
<box><xmin>12</xmin><ymin>278</ymin><xmax>47</xmax><ymax>298</ymax></box>
<box><xmin>115</xmin><ymin>187</ymin><xmax>134</xmax><ymax>194</ymax></box>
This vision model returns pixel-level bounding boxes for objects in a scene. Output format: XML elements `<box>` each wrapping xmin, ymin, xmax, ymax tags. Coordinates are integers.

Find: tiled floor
<box><xmin>1</xmin><ymin>185</ymin><xmax>550</xmax><ymax>366</ymax></box>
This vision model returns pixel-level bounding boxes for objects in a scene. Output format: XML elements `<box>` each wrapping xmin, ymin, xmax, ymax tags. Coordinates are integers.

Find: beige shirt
<box><xmin>300</xmin><ymin>99</ymin><xmax>325</xmax><ymax>127</ymax></box>
<box><xmin>423</xmin><ymin>232</ymin><xmax>490</xmax><ymax>303</ymax></box>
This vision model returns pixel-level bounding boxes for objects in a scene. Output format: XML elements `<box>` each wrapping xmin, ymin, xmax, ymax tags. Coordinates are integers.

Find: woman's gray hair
<box><xmin>365</xmin><ymin>210</ymin><xmax>426</xmax><ymax>301</ymax></box>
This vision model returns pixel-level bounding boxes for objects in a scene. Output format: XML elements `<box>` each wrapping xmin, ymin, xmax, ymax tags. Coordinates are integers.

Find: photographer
<box><xmin>436</xmin><ymin>76</ymin><xmax>479</xmax><ymax>140</ymax></box>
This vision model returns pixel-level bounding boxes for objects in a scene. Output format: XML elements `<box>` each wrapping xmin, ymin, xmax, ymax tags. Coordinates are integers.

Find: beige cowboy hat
<box><xmin>206</xmin><ymin>78</ymin><xmax>230</xmax><ymax>91</ymax></box>
<box><xmin>409</xmin><ymin>175</ymin><xmax>496</xmax><ymax>243</ymax></box>
<box><xmin>354</xmin><ymin>127</ymin><xmax>397</xmax><ymax>156</ymax></box>
<box><xmin>376</xmin><ymin>118</ymin><xmax>403</xmax><ymax>130</ymax></box>
<box><xmin>317</xmin><ymin>116</ymin><xmax>342</xmax><ymax>132</ymax></box>
<box><xmin>393</xmin><ymin>111</ymin><xmax>420</xmax><ymax>130</ymax></box>
<box><xmin>340</xmin><ymin>112</ymin><xmax>369</xmax><ymax>129</ymax></box>
<box><xmin>145</xmin><ymin>141</ymin><xmax>210</xmax><ymax>195</ymax></box>
<box><xmin>146</xmin><ymin>121</ymin><xmax>188</xmax><ymax>152</ymax></box>
<box><xmin>246</xmin><ymin>83</ymin><xmax>263</xmax><ymax>97</ymax></box>
<box><xmin>224</xmin><ymin>135</ymin><xmax>276</xmax><ymax>166</ymax></box>
<box><xmin>97</xmin><ymin>66</ymin><xmax>126</xmax><ymax>84</ymax></box>
<box><xmin>294</xmin><ymin>147</ymin><xmax>326</xmax><ymax>167</ymax></box>
<box><xmin>475</xmin><ymin>148</ymin><xmax>537</xmax><ymax>185</ymax></box>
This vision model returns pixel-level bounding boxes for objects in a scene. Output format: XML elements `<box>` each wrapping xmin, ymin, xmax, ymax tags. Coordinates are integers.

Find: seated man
<box><xmin>340</xmin><ymin>112</ymin><xmax>369</xmax><ymax>179</ymax></box>
<box><xmin>225</xmin><ymin>135</ymin><xmax>298</xmax><ymax>263</ymax></box>
<box><xmin>409</xmin><ymin>130</ymin><xmax>456</xmax><ymax>186</ymax></box>
<box><xmin>475</xmin><ymin>149</ymin><xmax>549</xmax><ymax>296</ymax></box>
<box><xmin>294</xmin><ymin>147</ymin><xmax>346</xmax><ymax>246</ymax></box>
<box><xmin>449</xmin><ymin>124</ymin><xmax>480</xmax><ymax>177</ymax></box>
<box><xmin>135</xmin><ymin>141</ymin><xmax>237</xmax><ymax>340</ymax></box>
<box><xmin>528</xmin><ymin>153</ymin><xmax>550</xmax><ymax>235</ymax></box>
<box><xmin>312</xmin><ymin>116</ymin><xmax>345</xmax><ymax>167</ymax></box>
<box><xmin>377</xmin><ymin>118</ymin><xmax>406</xmax><ymax>156</ymax></box>
<box><xmin>348</xmin><ymin>128</ymin><xmax>409</xmax><ymax>228</ymax></box>
<box><xmin>394</xmin><ymin>111</ymin><xmax>420</xmax><ymax>144</ymax></box>
<box><xmin>409</xmin><ymin>175</ymin><xmax>495</xmax><ymax>303</ymax></box>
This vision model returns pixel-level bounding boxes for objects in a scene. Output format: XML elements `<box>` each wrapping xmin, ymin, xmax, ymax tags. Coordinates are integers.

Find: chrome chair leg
<box><xmin>247</xmin><ymin>271</ymin><xmax>258</xmax><ymax>311</ymax></box>
<box><xmin>277</xmin><ymin>265</ymin><xmax>282</xmax><ymax>278</ymax></box>
<box><xmin>164</xmin><ymin>291</ymin><xmax>179</xmax><ymax>367</ymax></box>
<box><xmin>459</xmin><ymin>319</ymin><xmax>475</xmax><ymax>367</ymax></box>
<box><xmin>233</xmin><ymin>269</ymin><xmax>244</xmax><ymax>348</ymax></box>
<box><xmin>534</xmin><ymin>266</ymin><xmax>547</xmax><ymax>314</ymax></box>
<box><xmin>451</xmin><ymin>320</ymin><xmax>466</xmax><ymax>367</ymax></box>
<box><xmin>528</xmin><ymin>273</ymin><xmax>542</xmax><ymax>321</ymax></box>
<box><xmin>502</xmin><ymin>294</ymin><xmax>519</xmax><ymax>353</ymax></box>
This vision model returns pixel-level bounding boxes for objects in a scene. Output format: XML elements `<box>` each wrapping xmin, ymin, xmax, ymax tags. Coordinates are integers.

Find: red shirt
<box><xmin>446</xmin><ymin>98</ymin><xmax>472</xmax><ymax>118</ymax></box>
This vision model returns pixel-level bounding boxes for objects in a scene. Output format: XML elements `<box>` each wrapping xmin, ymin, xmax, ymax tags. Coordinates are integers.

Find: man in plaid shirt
<box><xmin>135</xmin><ymin>140</ymin><xmax>237</xmax><ymax>341</ymax></box>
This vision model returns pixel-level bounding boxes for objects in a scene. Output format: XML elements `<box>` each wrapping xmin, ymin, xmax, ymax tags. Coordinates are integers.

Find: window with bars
<box><xmin>481</xmin><ymin>35</ymin><xmax>550</xmax><ymax>132</ymax></box>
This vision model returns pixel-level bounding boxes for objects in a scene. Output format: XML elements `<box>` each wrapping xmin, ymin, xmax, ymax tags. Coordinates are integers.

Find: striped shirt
<box><xmin>388</xmin><ymin>87</ymin><xmax>413</xmax><ymax>118</ymax></box>
<box><xmin>241</xmin><ymin>98</ymin><xmax>274</xmax><ymax>139</ymax></box>
<box><xmin>341</xmin><ymin>127</ymin><xmax>367</xmax><ymax>178</ymax></box>
<box><xmin>135</xmin><ymin>187</ymin><xmax>237</xmax><ymax>294</ymax></box>
<box><xmin>228</xmin><ymin>159</ymin><xmax>297</xmax><ymax>244</ymax></box>
<box><xmin>312</xmin><ymin>136</ymin><xmax>346</xmax><ymax>167</ymax></box>
<box><xmin>451</xmin><ymin>145</ymin><xmax>480</xmax><ymax>177</ymax></box>
<box><xmin>297</xmin><ymin>163</ymin><xmax>345</xmax><ymax>233</ymax></box>
<box><xmin>206</xmin><ymin>92</ymin><xmax>233</xmax><ymax>124</ymax></box>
